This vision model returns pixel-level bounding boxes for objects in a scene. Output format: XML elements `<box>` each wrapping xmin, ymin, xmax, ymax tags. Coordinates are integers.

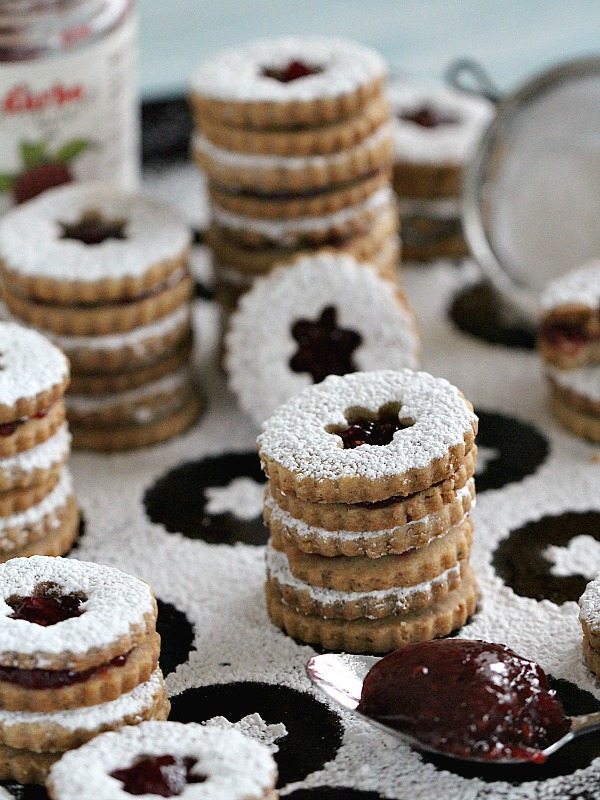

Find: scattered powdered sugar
<box><xmin>0</xmin><ymin>424</ymin><xmax>70</xmax><ymax>478</ymax></box>
<box><xmin>47</xmin><ymin>721</ymin><xmax>277</xmax><ymax>800</ymax></box>
<box><xmin>227</xmin><ymin>254</ymin><xmax>420</xmax><ymax>426</ymax></box>
<box><xmin>266</xmin><ymin>544</ymin><xmax>463</xmax><ymax>616</ymax></box>
<box><xmin>205</xmin><ymin>477</ymin><xmax>265</xmax><ymax>521</ymax></box>
<box><xmin>0</xmin><ymin>554</ymin><xmax>154</xmax><ymax>666</ymax></box>
<box><xmin>0</xmin><ymin>669</ymin><xmax>163</xmax><ymax>732</ymax></box>
<box><xmin>212</xmin><ymin>186</ymin><xmax>393</xmax><ymax>244</ymax></box>
<box><xmin>540</xmin><ymin>259</ymin><xmax>600</xmax><ymax>312</ymax></box>
<box><xmin>257</xmin><ymin>368</ymin><xmax>475</xmax><ymax>482</ymax></box>
<box><xmin>547</xmin><ymin>364</ymin><xmax>600</xmax><ymax>403</ymax></box>
<box><xmin>0</xmin><ymin>467</ymin><xmax>72</xmax><ymax>536</ymax></box>
<box><xmin>194</xmin><ymin>122</ymin><xmax>391</xmax><ymax>171</ymax></box>
<box><xmin>0</xmin><ymin>321</ymin><xmax>68</xmax><ymax>408</ymax></box>
<box><xmin>66</xmin><ymin>368</ymin><xmax>191</xmax><ymax>413</ymax></box>
<box><xmin>265</xmin><ymin>481</ymin><xmax>474</xmax><ymax>543</ymax></box>
<box><xmin>545</xmin><ymin>535</ymin><xmax>600</xmax><ymax>580</ymax></box>
<box><xmin>50</xmin><ymin>305</ymin><xmax>190</xmax><ymax>356</ymax></box>
<box><xmin>388</xmin><ymin>79</ymin><xmax>493</xmax><ymax>165</ymax></box>
<box><xmin>204</xmin><ymin>712</ymin><xmax>287</xmax><ymax>754</ymax></box>
<box><xmin>475</xmin><ymin>445</ymin><xmax>500</xmax><ymax>474</ymax></box>
<box><xmin>190</xmin><ymin>35</ymin><xmax>386</xmax><ymax>103</ymax></box>
<box><xmin>0</xmin><ymin>182</ymin><xmax>191</xmax><ymax>282</ymax></box>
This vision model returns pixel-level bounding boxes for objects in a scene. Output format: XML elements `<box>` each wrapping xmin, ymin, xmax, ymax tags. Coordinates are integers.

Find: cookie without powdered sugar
<box><xmin>258</xmin><ymin>369</ymin><xmax>477</xmax><ymax>503</ymax></box>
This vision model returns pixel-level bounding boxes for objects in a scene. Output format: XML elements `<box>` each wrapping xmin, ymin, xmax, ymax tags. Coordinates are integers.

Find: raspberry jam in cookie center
<box><xmin>60</xmin><ymin>209</ymin><xmax>127</xmax><ymax>245</ymax></box>
<box><xmin>111</xmin><ymin>755</ymin><xmax>206</xmax><ymax>797</ymax></box>
<box><xmin>357</xmin><ymin>639</ymin><xmax>570</xmax><ymax>763</ymax></box>
<box><xmin>329</xmin><ymin>402</ymin><xmax>414</xmax><ymax>448</ymax></box>
<box><xmin>7</xmin><ymin>581</ymin><xmax>85</xmax><ymax>626</ymax></box>
<box><xmin>290</xmin><ymin>305</ymin><xmax>362</xmax><ymax>384</ymax></box>
<box><xmin>400</xmin><ymin>106</ymin><xmax>458</xmax><ymax>128</ymax></box>
<box><xmin>262</xmin><ymin>59</ymin><xmax>323</xmax><ymax>83</ymax></box>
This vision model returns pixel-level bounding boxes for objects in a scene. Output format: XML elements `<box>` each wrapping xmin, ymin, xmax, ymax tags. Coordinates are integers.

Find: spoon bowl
<box><xmin>306</xmin><ymin>652</ymin><xmax>600</xmax><ymax>765</ymax></box>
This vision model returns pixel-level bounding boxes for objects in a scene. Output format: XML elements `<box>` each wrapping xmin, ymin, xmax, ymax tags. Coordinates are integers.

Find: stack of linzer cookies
<box><xmin>189</xmin><ymin>36</ymin><xmax>399</xmax><ymax>315</ymax></box>
<box><xmin>0</xmin><ymin>323</ymin><xmax>77</xmax><ymax>562</ymax></box>
<box><xmin>0</xmin><ymin>184</ymin><xmax>201</xmax><ymax>451</ymax></box>
<box><xmin>259</xmin><ymin>369</ymin><xmax>479</xmax><ymax>653</ymax></box>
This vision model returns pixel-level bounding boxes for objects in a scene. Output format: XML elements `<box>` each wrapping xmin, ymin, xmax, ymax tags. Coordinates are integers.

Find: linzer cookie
<box><xmin>0</xmin><ymin>556</ymin><xmax>168</xmax><ymax>783</ymax></box>
<box><xmin>190</xmin><ymin>35</ymin><xmax>387</xmax><ymax>128</ymax></box>
<box><xmin>579</xmin><ymin>574</ymin><xmax>600</xmax><ymax>678</ymax></box>
<box><xmin>259</xmin><ymin>368</ymin><xmax>479</xmax><ymax>653</ymax></box>
<box><xmin>226</xmin><ymin>255</ymin><xmax>419</xmax><ymax>426</ymax></box>
<box><xmin>48</xmin><ymin>721</ymin><xmax>278</xmax><ymax>800</ymax></box>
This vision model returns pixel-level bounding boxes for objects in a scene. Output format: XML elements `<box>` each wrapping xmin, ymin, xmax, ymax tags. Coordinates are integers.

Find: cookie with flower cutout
<box><xmin>47</xmin><ymin>721</ymin><xmax>278</xmax><ymax>800</ymax></box>
<box><xmin>258</xmin><ymin>369</ymin><xmax>476</xmax><ymax>504</ymax></box>
<box><xmin>0</xmin><ymin>181</ymin><xmax>192</xmax><ymax>307</ymax></box>
<box><xmin>226</xmin><ymin>255</ymin><xmax>418</xmax><ymax>426</ymax></box>
<box><xmin>0</xmin><ymin>556</ymin><xmax>159</xmax><ymax>712</ymax></box>
<box><xmin>190</xmin><ymin>35</ymin><xmax>387</xmax><ymax>129</ymax></box>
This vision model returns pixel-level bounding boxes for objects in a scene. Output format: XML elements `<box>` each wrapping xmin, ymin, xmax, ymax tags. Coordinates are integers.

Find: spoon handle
<box><xmin>570</xmin><ymin>710</ymin><xmax>600</xmax><ymax>735</ymax></box>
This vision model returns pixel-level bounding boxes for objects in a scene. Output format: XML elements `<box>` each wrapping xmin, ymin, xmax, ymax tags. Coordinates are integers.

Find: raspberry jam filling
<box><xmin>0</xmin><ymin>653</ymin><xmax>128</xmax><ymax>690</ymax></box>
<box><xmin>400</xmin><ymin>106</ymin><xmax>458</xmax><ymax>128</ymax></box>
<box><xmin>329</xmin><ymin>403</ymin><xmax>414</xmax><ymax>449</ymax></box>
<box><xmin>290</xmin><ymin>305</ymin><xmax>362</xmax><ymax>384</ymax></box>
<box><xmin>357</xmin><ymin>639</ymin><xmax>570</xmax><ymax>763</ymax></box>
<box><xmin>0</xmin><ymin>406</ymin><xmax>49</xmax><ymax>437</ymax></box>
<box><xmin>111</xmin><ymin>755</ymin><xmax>206</xmax><ymax>797</ymax></box>
<box><xmin>262</xmin><ymin>59</ymin><xmax>323</xmax><ymax>83</ymax></box>
<box><xmin>539</xmin><ymin>318</ymin><xmax>597</xmax><ymax>355</ymax></box>
<box><xmin>8</xmin><ymin>583</ymin><xmax>85</xmax><ymax>626</ymax></box>
<box><xmin>60</xmin><ymin>209</ymin><xmax>127</xmax><ymax>245</ymax></box>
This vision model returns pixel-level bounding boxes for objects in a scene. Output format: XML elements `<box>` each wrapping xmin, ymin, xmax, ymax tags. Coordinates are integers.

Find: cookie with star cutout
<box><xmin>225</xmin><ymin>254</ymin><xmax>419</xmax><ymax>426</ymax></box>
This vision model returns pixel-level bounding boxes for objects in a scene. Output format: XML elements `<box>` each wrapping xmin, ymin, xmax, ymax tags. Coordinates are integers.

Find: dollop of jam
<box><xmin>8</xmin><ymin>583</ymin><xmax>85</xmax><ymax>627</ymax></box>
<box><xmin>539</xmin><ymin>319</ymin><xmax>593</xmax><ymax>355</ymax></box>
<box><xmin>60</xmin><ymin>209</ymin><xmax>127</xmax><ymax>245</ymax></box>
<box><xmin>289</xmin><ymin>305</ymin><xmax>362</xmax><ymax>384</ymax></box>
<box><xmin>357</xmin><ymin>639</ymin><xmax>571</xmax><ymax>763</ymax></box>
<box><xmin>111</xmin><ymin>755</ymin><xmax>206</xmax><ymax>797</ymax></box>
<box><xmin>330</xmin><ymin>404</ymin><xmax>414</xmax><ymax>449</ymax></box>
<box><xmin>262</xmin><ymin>59</ymin><xmax>323</xmax><ymax>83</ymax></box>
<box><xmin>0</xmin><ymin>653</ymin><xmax>128</xmax><ymax>690</ymax></box>
<box><xmin>400</xmin><ymin>105</ymin><xmax>458</xmax><ymax>128</ymax></box>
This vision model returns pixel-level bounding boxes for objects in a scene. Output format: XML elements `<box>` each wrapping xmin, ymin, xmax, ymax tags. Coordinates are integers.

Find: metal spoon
<box><xmin>306</xmin><ymin>652</ymin><xmax>600</xmax><ymax>765</ymax></box>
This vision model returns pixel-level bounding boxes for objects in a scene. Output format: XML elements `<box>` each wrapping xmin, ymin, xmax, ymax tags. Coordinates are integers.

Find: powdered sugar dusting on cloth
<box><xmin>204</xmin><ymin>712</ymin><xmax>287</xmax><ymax>754</ymax></box>
<box><xmin>257</xmin><ymin>369</ymin><xmax>474</xmax><ymax>481</ymax></box>
<box><xmin>0</xmin><ymin>424</ymin><xmax>70</xmax><ymax>478</ymax></box>
<box><xmin>0</xmin><ymin>669</ymin><xmax>163</xmax><ymax>732</ymax></box>
<box><xmin>540</xmin><ymin>259</ymin><xmax>600</xmax><ymax>312</ymax></box>
<box><xmin>227</xmin><ymin>255</ymin><xmax>420</xmax><ymax>426</ymax></box>
<box><xmin>47</xmin><ymin>721</ymin><xmax>277</xmax><ymax>800</ymax></box>
<box><xmin>547</xmin><ymin>364</ymin><xmax>600</xmax><ymax>403</ymax></box>
<box><xmin>0</xmin><ymin>321</ymin><xmax>68</xmax><ymax>408</ymax></box>
<box><xmin>0</xmin><ymin>182</ymin><xmax>191</xmax><ymax>282</ymax></box>
<box><xmin>266</xmin><ymin>544</ymin><xmax>463</xmax><ymax>615</ymax></box>
<box><xmin>0</xmin><ymin>555</ymin><xmax>154</xmax><ymax>666</ymax></box>
<box><xmin>388</xmin><ymin>79</ymin><xmax>493</xmax><ymax>165</ymax></box>
<box><xmin>191</xmin><ymin>35</ymin><xmax>386</xmax><ymax>103</ymax></box>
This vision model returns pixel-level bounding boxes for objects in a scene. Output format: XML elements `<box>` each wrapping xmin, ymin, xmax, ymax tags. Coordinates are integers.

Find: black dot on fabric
<box><xmin>169</xmin><ymin>681</ymin><xmax>343</xmax><ymax>786</ymax></box>
<box><xmin>156</xmin><ymin>598</ymin><xmax>195</xmax><ymax>677</ymax></box>
<box><xmin>449</xmin><ymin>280</ymin><xmax>536</xmax><ymax>350</ymax></box>
<box><xmin>285</xmin><ymin>790</ymin><xmax>384</xmax><ymax>799</ymax></box>
<box><xmin>0</xmin><ymin>783</ymin><xmax>49</xmax><ymax>799</ymax></box>
<box><xmin>64</xmin><ymin>512</ymin><xmax>86</xmax><ymax>555</ymax></box>
<box><xmin>493</xmin><ymin>510</ymin><xmax>600</xmax><ymax>604</ymax></box>
<box><xmin>475</xmin><ymin>409</ymin><xmax>549</xmax><ymax>492</ymax></box>
<box><xmin>144</xmin><ymin>452</ymin><xmax>268</xmax><ymax>545</ymax></box>
<box><xmin>423</xmin><ymin>676</ymin><xmax>600</xmax><ymax>786</ymax></box>
<box><xmin>194</xmin><ymin>279</ymin><xmax>214</xmax><ymax>301</ymax></box>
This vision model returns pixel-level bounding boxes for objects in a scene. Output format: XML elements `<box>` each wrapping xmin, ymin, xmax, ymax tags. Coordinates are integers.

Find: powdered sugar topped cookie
<box><xmin>47</xmin><ymin>721</ymin><xmax>278</xmax><ymax>800</ymax></box>
<box><xmin>0</xmin><ymin>182</ymin><xmax>191</xmax><ymax>303</ymax></box>
<box><xmin>0</xmin><ymin>321</ymin><xmax>69</xmax><ymax>422</ymax></box>
<box><xmin>540</xmin><ymin>260</ymin><xmax>600</xmax><ymax>313</ymax></box>
<box><xmin>258</xmin><ymin>369</ymin><xmax>477</xmax><ymax>503</ymax></box>
<box><xmin>0</xmin><ymin>556</ymin><xmax>156</xmax><ymax>669</ymax></box>
<box><xmin>190</xmin><ymin>36</ymin><xmax>387</xmax><ymax>128</ymax></box>
<box><xmin>580</xmin><ymin>574</ymin><xmax>600</xmax><ymax>650</ymax></box>
<box><xmin>226</xmin><ymin>254</ymin><xmax>419</xmax><ymax>426</ymax></box>
<box><xmin>389</xmin><ymin>80</ymin><xmax>493</xmax><ymax>165</ymax></box>
<box><xmin>0</xmin><ymin>424</ymin><xmax>71</xmax><ymax>491</ymax></box>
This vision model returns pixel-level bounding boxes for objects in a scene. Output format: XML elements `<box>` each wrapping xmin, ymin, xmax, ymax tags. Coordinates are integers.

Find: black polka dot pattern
<box><xmin>156</xmin><ymin>598</ymin><xmax>195</xmax><ymax>677</ymax></box>
<box><xmin>286</xmin><ymin>790</ymin><xmax>384</xmax><ymax>799</ymax></box>
<box><xmin>169</xmin><ymin>681</ymin><xmax>343</xmax><ymax>787</ymax></box>
<box><xmin>475</xmin><ymin>410</ymin><xmax>549</xmax><ymax>492</ymax></box>
<box><xmin>423</xmin><ymin>676</ymin><xmax>600</xmax><ymax>787</ymax></box>
<box><xmin>0</xmin><ymin>783</ymin><xmax>48</xmax><ymax>800</ymax></box>
<box><xmin>493</xmin><ymin>511</ymin><xmax>600</xmax><ymax>604</ymax></box>
<box><xmin>144</xmin><ymin>452</ymin><xmax>268</xmax><ymax>545</ymax></box>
